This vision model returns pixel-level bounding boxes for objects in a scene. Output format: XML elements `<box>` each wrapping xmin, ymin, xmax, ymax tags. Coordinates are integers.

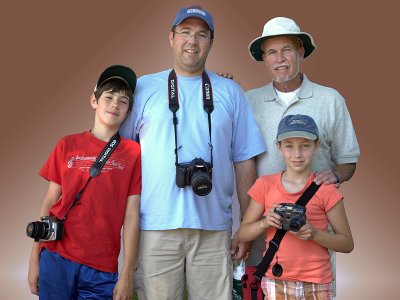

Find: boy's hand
<box><xmin>28</xmin><ymin>255</ymin><xmax>39</xmax><ymax>295</ymax></box>
<box><xmin>113</xmin><ymin>274</ymin><xmax>133</xmax><ymax>300</ymax></box>
<box><xmin>289</xmin><ymin>222</ymin><xmax>315</xmax><ymax>240</ymax></box>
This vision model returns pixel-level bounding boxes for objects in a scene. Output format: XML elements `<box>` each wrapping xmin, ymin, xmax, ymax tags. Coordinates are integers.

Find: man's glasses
<box><xmin>173</xmin><ymin>31</ymin><xmax>212</xmax><ymax>42</ymax></box>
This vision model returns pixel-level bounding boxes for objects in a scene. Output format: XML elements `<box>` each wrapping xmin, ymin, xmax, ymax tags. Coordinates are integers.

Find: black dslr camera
<box><xmin>176</xmin><ymin>158</ymin><xmax>212</xmax><ymax>196</ymax></box>
<box><xmin>274</xmin><ymin>203</ymin><xmax>306</xmax><ymax>232</ymax></box>
<box><xmin>26</xmin><ymin>216</ymin><xmax>64</xmax><ymax>242</ymax></box>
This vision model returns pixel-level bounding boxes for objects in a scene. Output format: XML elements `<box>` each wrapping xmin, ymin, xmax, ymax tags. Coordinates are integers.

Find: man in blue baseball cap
<box><xmin>120</xmin><ymin>5</ymin><xmax>266</xmax><ymax>299</ymax></box>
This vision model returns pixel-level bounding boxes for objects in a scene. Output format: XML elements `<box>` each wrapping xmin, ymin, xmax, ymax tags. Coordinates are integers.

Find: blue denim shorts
<box><xmin>39</xmin><ymin>248</ymin><xmax>118</xmax><ymax>300</ymax></box>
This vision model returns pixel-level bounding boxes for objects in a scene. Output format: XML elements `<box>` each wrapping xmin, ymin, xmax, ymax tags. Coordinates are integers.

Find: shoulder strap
<box><xmin>253</xmin><ymin>181</ymin><xmax>321</xmax><ymax>280</ymax></box>
<box><xmin>61</xmin><ymin>132</ymin><xmax>121</xmax><ymax>221</ymax></box>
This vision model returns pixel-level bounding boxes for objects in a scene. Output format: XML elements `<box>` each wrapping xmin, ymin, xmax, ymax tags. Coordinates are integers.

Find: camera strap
<box><xmin>61</xmin><ymin>132</ymin><xmax>121</xmax><ymax>221</ymax></box>
<box><xmin>253</xmin><ymin>181</ymin><xmax>321</xmax><ymax>282</ymax></box>
<box><xmin>168</xmin><ymin>69</ymin><xmax>214</xmax><ymax>167</ymax></box>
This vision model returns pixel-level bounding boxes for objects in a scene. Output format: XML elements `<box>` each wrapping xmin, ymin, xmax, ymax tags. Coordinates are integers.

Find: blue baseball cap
<box><xmin>172</xmin><ymin>5</ymin><xmax>214</xmax><ymax>31</ymax></box>
<box><xmin>277</xmin><ymin>114</ymin><xmax>319</xmax><ymax>141</ymax></box>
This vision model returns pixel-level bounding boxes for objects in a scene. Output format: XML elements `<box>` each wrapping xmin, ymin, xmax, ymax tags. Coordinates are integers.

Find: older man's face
<box><xmin>262</xmin><ymin>36</ymin><xmax>304</xmax><ymax>87</ymax></box>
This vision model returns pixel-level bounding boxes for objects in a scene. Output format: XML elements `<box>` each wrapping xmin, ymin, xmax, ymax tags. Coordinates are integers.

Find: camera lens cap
<box><xmin>272</xmin><ymin>262</ymin><xmax>283</xmax><ymax>277</ymax></box>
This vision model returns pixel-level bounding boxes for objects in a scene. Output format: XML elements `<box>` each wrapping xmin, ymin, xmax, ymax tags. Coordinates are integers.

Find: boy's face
<box><xmin>90</xmin><ymin>89</ymin><xmax>130</xmax><ymax>129</ymax></box>
<box><xmin>277</xmin><ymin>137</ymin><xmax>319</xmax><ymax>173</ymax></box>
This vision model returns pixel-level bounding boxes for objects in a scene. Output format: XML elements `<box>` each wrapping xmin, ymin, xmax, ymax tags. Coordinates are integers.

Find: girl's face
<box><xmin>278</xmin><ymin>137</ymin><xmax>319</xmax><ymax>173</ymax></box>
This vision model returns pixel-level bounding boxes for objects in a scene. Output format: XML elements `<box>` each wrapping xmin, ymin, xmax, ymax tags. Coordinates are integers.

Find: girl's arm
<box><xmin>292</xmin><ymin>199</ymin><xmax>354</xmax><ymax>253</ymax></box>
<box><xmin>238</xmin><ymin>199</ymin><xmax>282</xmax><ymax>242</ymax></box>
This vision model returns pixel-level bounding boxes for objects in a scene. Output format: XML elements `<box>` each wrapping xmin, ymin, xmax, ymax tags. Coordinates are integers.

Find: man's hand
<box><xmin>231</xmin><ymin>231</ymin><xmax>251</xmax><ymax>261</ymax></box>
<box><xmin>216</xmin><ymin>72</ymin><xmax>233</xmax><ymax>80</ymax></box>
<box><xmin>314</xmin><ymin>169</ymin><xmax>340</xmax><ymax>187</ymax></box>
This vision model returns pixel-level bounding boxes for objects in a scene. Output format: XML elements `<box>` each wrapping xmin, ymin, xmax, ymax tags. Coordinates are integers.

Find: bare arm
<box><xmin>113</xmin><ymin>194</ymin><xmax>140</xmax><ymax>300</ymax></box>
<box><xmin>314</xmin><ymin>163</ymin><xmax>356</xmax><ymax>186</ymax></box>
<box><xmin>291</xmin><ymin>200</ymin><xmax>354</xmax><ymax>253</ymax></box>
<box><xmin>233</xmin><ymin>158</ymin><xmax>257</xmax><ymax>216</ymax></box>
<box><xmin>231</xmin><ymin>159</ymin><xmax>257</xmax><ymax>260</ymax></box>
<box><xmin>28</xmin><ymin>181</ymin><xmax>62</xmax><ymax>295</ymax></box>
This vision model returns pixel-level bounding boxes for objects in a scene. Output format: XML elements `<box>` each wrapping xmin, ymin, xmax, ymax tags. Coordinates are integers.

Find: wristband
<box><xmin>333</xmin><ymin>172</ymin><xmax>340</xmax><ymax>184</ymax></box>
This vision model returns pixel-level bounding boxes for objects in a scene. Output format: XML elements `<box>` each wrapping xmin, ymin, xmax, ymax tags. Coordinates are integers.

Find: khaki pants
<box><xmin>134</xmin><ymin>229</ymin><xmax>233</xmax><ymax>300</ymax></box>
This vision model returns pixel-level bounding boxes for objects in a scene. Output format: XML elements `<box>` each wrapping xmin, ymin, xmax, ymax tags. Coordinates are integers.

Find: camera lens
<box><xmin>191</xmin><ymin>171</ymin><xmax>212</xmax><ymax>196</ymax></box>
<box><xmin>289</xmin><ymin>219</ymin><xmax>302</xmax><ymax>232</ymax></box>
<box><xmin>26</xmin><ymin>221</ymin><xmax>48</xmax><ymax>240</ymax></box>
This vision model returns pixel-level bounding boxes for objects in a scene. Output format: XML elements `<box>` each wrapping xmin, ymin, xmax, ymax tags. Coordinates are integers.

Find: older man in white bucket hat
<box><xmin>243</xmin><ymin>16</ymin><xmax>360</xmax><ymax>295</ymax></box>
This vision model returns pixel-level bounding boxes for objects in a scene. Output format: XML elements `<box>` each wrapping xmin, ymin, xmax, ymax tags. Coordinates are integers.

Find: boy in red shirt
<box><xmin>27</xmin><ymin>65</ymin><xmax>141</xmax><ymax>300</ymax></box>
<box><xmin>238</xmin><ymin>114</ymin><xmax>353</xmax><ymax>299</ymax></box>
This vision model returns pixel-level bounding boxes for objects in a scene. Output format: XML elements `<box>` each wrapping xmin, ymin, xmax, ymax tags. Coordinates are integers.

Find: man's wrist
<box><xmin>333</xmin><ymin>172</ymin><xmax>340</xmax><ymax>184</ymax></box>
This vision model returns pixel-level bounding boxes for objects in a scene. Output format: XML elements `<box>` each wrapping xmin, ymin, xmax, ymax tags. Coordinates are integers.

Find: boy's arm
<box><xmin>113</xmin><ymin>194</ymin><xmax>140</xmax><ymax>300</ymax></box>
<box><xmin>291</xmin><ymin>199</ymin><xmax>354</xmax><ymax>253</ymax></box>
<box><xmin>28</xmin><ymin>181</ymin><xmax>62</xmax><ymax>295</ymax></box>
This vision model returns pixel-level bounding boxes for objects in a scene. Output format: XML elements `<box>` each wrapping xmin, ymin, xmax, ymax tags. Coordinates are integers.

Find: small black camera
<box><xmin>26</xmin><ymin>216</ymin><xmax>64</xmax><ymax>242</ymax></box>
<box><xmin>274</xmin><ymin>203</ymin><xmax>306</xmax><ymax>232</ymax></box>
<box><xmin>176</xmin><ymin>158</ymin><xmax>212</xmax><ymax>196</ymax></box>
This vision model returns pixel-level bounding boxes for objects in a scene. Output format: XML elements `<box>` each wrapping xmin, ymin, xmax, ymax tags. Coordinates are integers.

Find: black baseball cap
<box><xmin>94</xmin><ymin>65</ymin><xmax>137</xmax><ymax>94</ymax></box>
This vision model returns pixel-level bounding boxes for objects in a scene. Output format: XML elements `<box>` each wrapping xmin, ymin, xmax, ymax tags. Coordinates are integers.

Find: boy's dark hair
<box><xmin>94</xmin><ymin>78</ymin><xmax>134</xmax><ymax>110</ymax></box>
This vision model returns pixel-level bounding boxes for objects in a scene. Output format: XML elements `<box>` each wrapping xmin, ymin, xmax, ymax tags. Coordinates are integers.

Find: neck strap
<box><xmin>168</xmin><ymin>69</ymin><xmax>214</xmax><ymax>166</ymax></box>
<box><xmin>62</xmin><ymin>132</ymin><xmax>121</xmax><ymax>221</ymax></box>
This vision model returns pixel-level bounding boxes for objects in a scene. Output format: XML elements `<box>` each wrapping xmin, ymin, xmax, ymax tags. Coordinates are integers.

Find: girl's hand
<box><xmin>290</xmin><ymin>221</ymin><xmax>316</xmax><ymax>240</ymax></box>
<box><xmin>261</xmin><ymin>203</ymin><xmax>282</xmax><ymax>229</ymax></box>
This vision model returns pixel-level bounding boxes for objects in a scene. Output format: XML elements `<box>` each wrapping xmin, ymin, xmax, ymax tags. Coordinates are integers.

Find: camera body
<box><xmin>26</xmin><ymin>216</ymin><xmax>64</xmax><ymax>242</ymax></box>
<box><xmin>176</xmin><ymin>158</ymin><xmax>212</xmax><ymax>196</ymax></box>
<box><xmin>274</xmin><ymin>203</ymin><xmax>306</xmax><ymax>232</ymax></box>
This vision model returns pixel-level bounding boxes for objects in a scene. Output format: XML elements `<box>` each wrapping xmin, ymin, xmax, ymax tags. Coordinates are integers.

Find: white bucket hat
<box><xmin>248</xmin><ymin>17</ymin><xmax>316</xmax><ymax>61</ymax></box>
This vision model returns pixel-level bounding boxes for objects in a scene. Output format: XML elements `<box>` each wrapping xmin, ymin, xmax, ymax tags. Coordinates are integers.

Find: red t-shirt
<box><xmin>248</xmin><ymin>172</ymin><xmax>342</xmax><ymax>283</ymax></box>
<box><xmin>40</xmin><ymin>131</ymin><xmax>141</xmax><ymax>273</ymax></box>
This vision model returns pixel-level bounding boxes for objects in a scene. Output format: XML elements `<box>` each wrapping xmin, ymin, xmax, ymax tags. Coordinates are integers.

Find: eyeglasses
<box><xmin>173</xmin><ymin>31</ymin><xmax>212</xmax><ymax>42</ymax></box>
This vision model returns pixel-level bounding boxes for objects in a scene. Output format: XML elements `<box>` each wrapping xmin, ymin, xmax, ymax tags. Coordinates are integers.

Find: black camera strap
<box><xmin>168</xmin><ymin>69</ymin><xmax>214</xmax><ymax>167</ymax></box>
<box><xmin>61</xmin><ymin>132</ymin><xmax>121</xmax><ymax>221</ymax></box>
<box><xmin>253</xmin><ymin>181</ymin><xmax>321</xmax><ymax>281</ymax></box>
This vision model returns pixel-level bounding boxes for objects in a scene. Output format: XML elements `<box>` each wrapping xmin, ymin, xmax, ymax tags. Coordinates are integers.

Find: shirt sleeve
<box><xmin>128</xmin><ymin>145</ymin><xmax>142</xmax><ymax>196</ymax></box>
<box><xmin>39</xmin><ymin>138</ymin><xmax>64</xmax><ymax>185</ymax></box>
<box><xmin>331</xmin><ymin>93</ymin><xmax>360</xmax><ymax>164</ymax></box>
<box><xmin>231</xmin><ymin>86</ymin><xmax>266</xmax><ymax>162</ymax></box>
<box><xmin>247</xmin><ymin>177</ymin><xmax>266</xmax><ymax>207</ymax></box>
<box><xmin>318</xmin><ymin>184</ymin><xmax>343</xmax><ymax>213</ymax></box>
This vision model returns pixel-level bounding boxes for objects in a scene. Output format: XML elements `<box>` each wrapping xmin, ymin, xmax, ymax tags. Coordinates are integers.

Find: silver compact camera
<box><xmin>26</xmin><ymin>216</ymin><xmax>64</xmax><ymax>242</ymax></box>
<box><xmin>274</xmin><ymin>203</ymin><xmax>306</xmax><ymax>232</ymax></box>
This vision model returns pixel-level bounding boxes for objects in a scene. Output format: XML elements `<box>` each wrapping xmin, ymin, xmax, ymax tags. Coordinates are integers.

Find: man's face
<box><xmin>169</xmin><ymin>17</ymin><xmax>213</xmax><ymax>76</ymax></box>
<box><xmin>262</xmin><ymin>36</ymin><xmax>304</xmax><ymax>85</ymax></box>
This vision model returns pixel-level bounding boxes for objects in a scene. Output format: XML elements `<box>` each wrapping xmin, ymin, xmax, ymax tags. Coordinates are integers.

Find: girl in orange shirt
<box><xmin>238</xmin><ymin>114</ymin><xmax>354</xmax><ymax>300</ymax></box>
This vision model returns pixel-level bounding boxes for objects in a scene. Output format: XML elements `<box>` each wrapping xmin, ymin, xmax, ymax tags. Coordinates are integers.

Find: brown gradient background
<box><xmin>1</xmin><ymin>1</ymin><xmax>398</xmax><ymax>299</ymax></box>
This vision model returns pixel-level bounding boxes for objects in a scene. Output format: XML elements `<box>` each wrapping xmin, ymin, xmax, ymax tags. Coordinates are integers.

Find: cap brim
<box><xmin>277</xmin><ymin>131</ymin><xmax>317</xmax><ymax>141</ymax></box>
<box><xmin>248</xmin><ymin>33</ymin><xmax>316</xmax><ymax>62</ymax></box>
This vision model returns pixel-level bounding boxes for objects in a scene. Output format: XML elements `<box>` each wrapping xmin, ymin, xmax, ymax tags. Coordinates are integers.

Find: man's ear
<box><xmin>90</xmin><ymin>94</ymin><xmax>98</xmax><ymax>109</ymax></box>
<box><xmin>169</xmin><ymin>31</ymin><xmax>174</xmax><ymax>47</ymax></box>
<box><xmin>299</xmin><ymin>46</ymin><xmax>305</xmax><ymax>61</ymax></box>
